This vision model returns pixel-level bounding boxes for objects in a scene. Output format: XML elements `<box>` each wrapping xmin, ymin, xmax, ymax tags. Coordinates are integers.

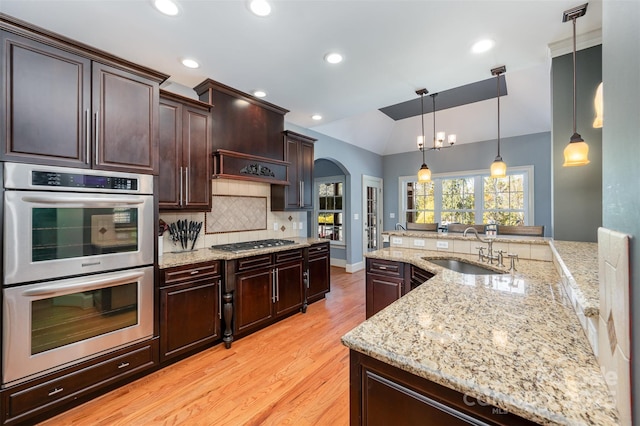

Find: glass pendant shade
<box><xmin>417</xmin><ymin>135</ymin><xmax>425</xmax><ymax>149</ymax></box>
<box><xmin>563</xmin><ymin>134</ymin><xmax>590</xmax><ymax>166</ymax></box>
<box><xmin>593</xmin><ymin>82</ymin><xmax>603</xmax><ymax>128</ymax></box>
<box><xmin>490</xmin><ymin>156</ymin><xmax>507</xmax><ymax>178</ymax></box>
<box><xmin>417</xmin><ymin>164</ymin><xmax>431</xmax><ymax>182</ymax></box>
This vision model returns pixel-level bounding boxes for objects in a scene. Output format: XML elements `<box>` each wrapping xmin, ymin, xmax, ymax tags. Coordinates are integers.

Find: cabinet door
<box><xmin>300</xmin><ymin>140</ymin><xmax>314</xmax><ymax>209</ymax></box>
<box><xmin>158</xmin><ymin>98</ymin><xmax>182</xmax><ymax>208</ymax></box>
<box><xmin>365</xmin><ymin>274</ymin><xmax>403</xmax><ymax>319</ymax></box>
<box><xmin>182</xmin><ymin>104</ymin><xmax>211</xmax><ymax>209</ymax></box>
<box><xmin>235</xmin><ymin>267</ymin><xmax>274</xmax><ymax>334</ymax></box>
<box><xmin>160</xmin><ymin>277</ymin><xmax>220</xmax><ymax>361</ymax></box>
<box><xmin>308</xmin><ymin>244</ymin><xmax>330</xmax><ymax>303</ymax></box>
<box><xmin>92</xmin><ymin>62</ymin><xmax>159</xmax><ymax>174</ymax></box>
<box><xmin>0</xmin><ymin>31</ymin><xmax>91</xmax><ymax>167</ymax></box>
<box><xmin>284</xmin><ymin>137</ymin><xmax>302</xmax><ymax>209</ymax></box>
<box><xmin>275</xmin><ymin>260</ymin><xmax>304</xmax><ymax>317</ymax></box>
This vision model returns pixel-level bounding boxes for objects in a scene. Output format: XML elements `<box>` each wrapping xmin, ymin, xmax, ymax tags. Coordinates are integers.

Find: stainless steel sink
<box><xmin>423</xmin><ymin>258</ymin><xmax>505</xmax><ymax>275</ymax></box>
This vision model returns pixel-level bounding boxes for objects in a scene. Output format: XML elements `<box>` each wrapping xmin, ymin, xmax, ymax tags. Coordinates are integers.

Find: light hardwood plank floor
<box><xmin>40</xmin><ymin>267</ymin><xmax>365</xmax><ymax>426</ymax></box>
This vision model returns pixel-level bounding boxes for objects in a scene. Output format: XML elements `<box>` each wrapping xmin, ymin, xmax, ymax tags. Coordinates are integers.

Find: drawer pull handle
<box><xmin>378</xmin><ymin>266</ymin><xmax>387</xmax><ymax>270</ymax></box>
<box><xmin>118</xmin><ymin>362</ymin><xmax>130</xmax><ymax>369</ymax></box>
<box><xmin>48</xmin><ymin>387</ymin><xmax>64</xmax><ymax>396</ymax></box>
<box><xmin>190</xmin><ymin>270</ymin><xmax>200</xmax><ymax>275</ymax></box>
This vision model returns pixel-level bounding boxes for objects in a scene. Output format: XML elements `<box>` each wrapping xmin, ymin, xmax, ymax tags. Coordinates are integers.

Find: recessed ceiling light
<box><xmin>181</xmin><ymin>58</ymin><xmax>200</xmax><ymax>69</ymax></box>
<box><xmin>471</xmin><ymin>39</ymin><xmax>495</xmax><ymax>54</ymax></box>
<box><xmin>249</xmin><ymin>0</ymin><xmax>271</xmax><ymax>17</ymax></box>
<box><xmin>153</xmin><ymin>0</ymin><xmax>180</xmax><ymax>16</ymax></box>
<box><xmin>312</xmin><ymin>114</ymin><xmax>323</xmax><ymax>121</ymax></box>
<box><xmin>324</xmin><ymin>52</ymin><xmax>343</xmax><ymax>64</ymax></box>
<box><xmin>253</xmin><ymin>90</ymin><xmax>267</xmax><ymax>98</ymax></box>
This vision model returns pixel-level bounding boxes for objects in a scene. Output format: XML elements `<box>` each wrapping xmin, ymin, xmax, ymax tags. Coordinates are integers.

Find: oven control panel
<box><xmin>32</xmin><ymin>171</ymin><xmax>138</xmax><ymax>191</ymax></box>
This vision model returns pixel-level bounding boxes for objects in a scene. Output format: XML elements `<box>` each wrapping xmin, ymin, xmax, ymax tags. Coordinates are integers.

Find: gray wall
<box><xmin>286</xmin><ymin>123</ymin><xmax>383</xmax><ymax>269</ymax></box>
<box><xmin>602</xmin><ymin>0</ymin><xmax>640</xmax><ymax>421</ymax></box>
<box><xmin>382</xmin><ymin>132</ymin><xmax>552</xmax><ymax>235</ymax></box>
<box><xmin>552</xmin><ymin>45</ymin><xmax>603</xmax><ymax>242</ymax></box>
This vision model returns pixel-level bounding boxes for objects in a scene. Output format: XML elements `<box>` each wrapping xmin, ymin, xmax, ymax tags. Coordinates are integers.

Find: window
<box><xmin>405</xmin><ymin>181</ymin><xmax>434</xmax><ymax>223</ymax></box>
<box><xmin>399</xmin><ymin>166</ymin><xmax>532</xmax><ymax>226</ymax></box>
<box><xmin>315</xmin><ymin>177</ymin><xmax>344</xmax><ymax>244</ymax></box>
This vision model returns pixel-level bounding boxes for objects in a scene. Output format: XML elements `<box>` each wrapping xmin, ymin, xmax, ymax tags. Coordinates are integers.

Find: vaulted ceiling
<box><xmin>1</xmin><ymin>0</ymin><xmax>603</xmax><ymax>155</ymax></box>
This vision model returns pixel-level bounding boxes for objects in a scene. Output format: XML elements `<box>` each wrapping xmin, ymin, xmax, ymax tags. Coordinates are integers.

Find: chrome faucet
<box><xmin>463</xmin><ymin>226</ymin><xmax>500</xmax><ymax>265</ymax></box>
<box><xmin>395</xmin><ymin>223</ymin><xmax>406</xmax><ymax>231</ymax></box>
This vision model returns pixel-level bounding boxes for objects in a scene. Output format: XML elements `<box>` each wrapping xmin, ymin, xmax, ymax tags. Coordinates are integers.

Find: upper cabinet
<box><xmin>0</xmin><ymin>18</ymin><xmax>167</xmax><ymax>173</ymax></box>
<box><xmin>271</xmin><ymin>131</ymin><xmax>316</xmax><ymax>211</ymax></box>
<box><xmin>158</xmin><ymin>91</ymin><xmax>212</xmax><ymax>211</ymax></box>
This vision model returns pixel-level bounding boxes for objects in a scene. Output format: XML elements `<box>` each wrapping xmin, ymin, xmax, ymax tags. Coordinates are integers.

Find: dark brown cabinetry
<box><xmin>158</xmin><ymin>91</ymin><xmax>212</xmax><ymax>211</ymax></box>
<box><xmin>1</xmin><ymin>339</ymin><xmax>158</xmax><ymax>425</ymax></box>
<box><xmin>350</xmin><ymin>351</ymin><xmax>536</xmax><ymax>426</ymax></box>
<box><xmin>159</xmin><ymin>261</ymin><xmax>221</xmax><ymax>362</ymax></box>
<box><xmin>365</xmin><ymin>259</ymin><xmax>433</xmax><ymax>319</ymax></box>
<box><xmin>271</xmin><ymin>131</ymin><xmax>316</xmax><ymax>211</ymax></box>
<box><xmin>232</xmin><ymin>249</ymin><xmax>304</xmax><ymax>339</ymax></box>
<box><xmin>0</xmin><ymin>19</ymin><xmax>166</xmax><ymax>173</ymax></box>
<box><xmin>306</xmin><ymin>242</ymin><xmax>331</xmax><ymax>305</ymax></box>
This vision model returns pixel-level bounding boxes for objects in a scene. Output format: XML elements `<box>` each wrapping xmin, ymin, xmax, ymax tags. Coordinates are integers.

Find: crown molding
<box><xmin>548</xmin><ymin>28</ymin><xmax>602</xmax><ymax>58</ymax></box>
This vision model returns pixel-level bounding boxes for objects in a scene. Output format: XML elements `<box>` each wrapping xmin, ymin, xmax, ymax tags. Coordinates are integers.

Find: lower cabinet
<box><xmin>159</xmin><ymin>261</ymin><xmax>221</xmax><ymax>362</ymax></box>
<box><xmin>233</xmin><ymin>249</ymin><xmax>304</xmax><ymax>339</ymax></box>
<box><xmin>350</xmin><ymin>350</ymin><xmax>536</xmax><ymax>426</ymax></box>
<box><xmin>1</xmin><ymin>339</ymin><xmax>158</xmax><ymax>425</ymax></box>
<box><xmin>365</xmin><ymin>258</ymin><xmax>433</xmax><ymax>319</ymax></box>
<box><xmin>306</xmin><ymin>242</ymin><xmax>330</xmax><ymax>305</ymax></box>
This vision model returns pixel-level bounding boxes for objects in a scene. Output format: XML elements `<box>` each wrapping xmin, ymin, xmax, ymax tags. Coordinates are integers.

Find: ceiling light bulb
<box><xmin>324</xmin><ymin>53</ymin><xmax>343</xmax><ymax>64</ymax></box>
<box><xmin>471</xmin><ymin>39</ymin><xmax>495</xmax><ymax>54</ymax></box>
<box><xmin>312</xmin><ymin>114</ymin><xmax>323</xmax><ymax>121</ymax></box>
<box><xmin>249</xmin><ymin>0</ymin><xmax>271</xmax><ymax>17</ymax></box>
<box><xmin>253</xmin><ymin>90</ymin><xmax>267</xmax><ymax>98</ymax></box>
<box><xmin>181</xmin><ymin>58</ymin><xmax>200</xmax><ymax>69</ymax></box>
<box><xmin>154</xmin><ymin>0</ymin><xmax>179</xmax><ymax>16</ymax></box>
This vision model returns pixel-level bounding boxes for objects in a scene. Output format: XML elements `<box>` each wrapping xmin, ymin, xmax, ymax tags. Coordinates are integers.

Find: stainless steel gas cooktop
<box><xmin>211</xmin><ymin>239</ymin><xmax>296</xmax><ymax>253</ymax></box>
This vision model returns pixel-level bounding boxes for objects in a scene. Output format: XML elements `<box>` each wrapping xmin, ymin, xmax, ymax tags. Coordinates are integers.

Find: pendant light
<box><xmin>415</xmin><ymin>88</ymin><xmax>431</xmax><ymax>182</ymax></box>
<box><xmin>562</xmin><ymin>3</ymin><xmax>590</xmax><ymax>167</ymax></box>
<box><xmin>490</xmin><ymin>65</ymin><xmax>507</xmax><ymax>178</ymax></box>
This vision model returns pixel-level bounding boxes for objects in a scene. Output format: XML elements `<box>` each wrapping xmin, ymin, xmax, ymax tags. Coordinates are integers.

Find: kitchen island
<box><xmin>342</xmin><ymin>247</ymin><xmax>618</xmax><ymax>425</ymax></box>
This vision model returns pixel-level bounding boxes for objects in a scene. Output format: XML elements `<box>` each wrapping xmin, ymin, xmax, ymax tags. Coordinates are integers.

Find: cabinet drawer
<box><xmin>308</xmin><ymin>243</ymin><xmax>329</xmax><ymax>259</ymax></box>
<box><xmin>367</xmin><ymin>258</ymin><xmax>404</xmax><ymax>278</ymax></box>
<box><xmin>236</xmin><ymin>254</ymin><xmax>273</xmax><ymax>271</ymax></box>
<box><xmin>163</xmin><ymin>261</ymin><xmax>220</xmax><ymax>285</ymax></box>
<box><xmin>5</xmin><ymin>340</ymin><xmax>156</xmax><ymax>422</ymax></box>
<box><xmin>410</xmin><ymin>266</ymin><xmax>434</xmax><ymax>290</ymax></box>
<box><xmin>275</xmin><ymin>249</ymin><xmax>303</xmax><ymax>264</ymax></box>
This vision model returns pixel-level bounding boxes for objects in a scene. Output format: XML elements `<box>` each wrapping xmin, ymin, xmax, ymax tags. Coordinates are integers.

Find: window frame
<box><xmin>314</xmin><ymin>175</ymin><xmax>346</xmax><ymax>246</ymax></box>
<box><xmin>398</xmin><ymin>166</ymin><xmax>534</xmax><ymax>227</ymax></box>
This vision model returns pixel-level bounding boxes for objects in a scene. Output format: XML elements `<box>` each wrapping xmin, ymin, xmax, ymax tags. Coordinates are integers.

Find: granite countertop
<box><xmin>384</xmin><ymin>230</ymin><xmax>552</xmax><ymax>245</ymax></box>
<box><xmin>342</xmin><ymin>248</ymin><xmax>618</xmax><ymax>425</ymax></box>
<box><xmin>158</xmin><ymin>237</ymin><xmax>326</xmax><ymax>269</ymax></box>
<box><xmin>549</xmin><ymin>240</ymin><xmax>599</xmax><ymax>317</ymax></box>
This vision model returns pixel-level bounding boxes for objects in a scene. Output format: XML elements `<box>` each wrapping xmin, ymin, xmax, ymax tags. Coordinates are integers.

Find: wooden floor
<box><xmin>40</xmin><ymin>267</ymin><xmax>365</xmax><ymax>426</ymax></box>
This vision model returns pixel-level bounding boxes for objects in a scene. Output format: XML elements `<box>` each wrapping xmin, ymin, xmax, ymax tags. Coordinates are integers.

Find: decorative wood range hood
<box><xmin>194</xmin><ymin>79</ymin><xmax>291</xmax><ymax>184</ymax></box>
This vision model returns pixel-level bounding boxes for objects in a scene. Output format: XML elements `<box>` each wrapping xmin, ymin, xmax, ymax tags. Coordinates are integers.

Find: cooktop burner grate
<box><xmin>211</xmin><ymin>239</ymin><xmax>296</xmax><ymax>253</ymax></box>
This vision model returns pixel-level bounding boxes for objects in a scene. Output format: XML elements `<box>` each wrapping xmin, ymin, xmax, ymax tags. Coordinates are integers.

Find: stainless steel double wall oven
<box><xmin>2</xmin><ymin>163</ymin><xmax>154</xmax><ymax>387</ymax></box>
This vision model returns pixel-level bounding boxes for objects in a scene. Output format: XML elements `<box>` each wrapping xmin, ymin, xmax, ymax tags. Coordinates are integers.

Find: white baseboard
<box><xmin>346</xmin><ymin>261</ymin><xmax>364</xmax><ymax>273</ymax></box>
<box><xmin>330</xmin><ymin>258</ymin><xmax>346</xmax><ymax>268</ymax></box>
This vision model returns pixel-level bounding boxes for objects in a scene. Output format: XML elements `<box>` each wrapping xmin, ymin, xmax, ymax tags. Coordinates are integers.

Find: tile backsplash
<box><xmin>597</xmin><ymin>227</ymin><xmax>632</xmax><ymax>425</ymax></box>
<box><xmin>160</xmin><ymin>179</ymin><xmax>307</xmax><ymax>254</ymax></box>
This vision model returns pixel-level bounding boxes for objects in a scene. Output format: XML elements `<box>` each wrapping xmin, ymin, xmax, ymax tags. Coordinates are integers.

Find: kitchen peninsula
<box><xmin>343</xmin><ymin>234</ymin><xmax>619</xmax><ymax>425</ymax></box>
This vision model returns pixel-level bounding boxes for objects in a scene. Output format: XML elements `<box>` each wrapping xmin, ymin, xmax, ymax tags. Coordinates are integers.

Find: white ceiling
<box><xmin>1</xmin><ymin>0</ymin><xmax>603</xmax><ymax>155</ymax></box>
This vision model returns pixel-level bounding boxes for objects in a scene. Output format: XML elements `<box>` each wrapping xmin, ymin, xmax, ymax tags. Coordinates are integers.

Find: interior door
<box><xmin>363</xmin><ymin>175</ymin><xmax>383</xmax><ymax>254</ymax></box>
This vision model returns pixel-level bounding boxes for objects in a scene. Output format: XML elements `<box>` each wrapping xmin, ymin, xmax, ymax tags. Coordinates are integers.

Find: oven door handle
<box><xmin>22</xmin><ymin>270</ymin><xmax>145</xmax><ymax>297</ymax></box>
<box><xmin>20</xmin><ymin>195</ymin><xmax>146</xmax><ymax>206</ymax></box>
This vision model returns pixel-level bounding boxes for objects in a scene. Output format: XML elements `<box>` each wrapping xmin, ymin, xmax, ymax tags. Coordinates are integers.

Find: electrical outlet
<box><xmin>392</xmin><ymin>237</ymin><xmax>403</xmax><ymax>245</ymax></box>
<box><xmin>292</xmin><ymin>222</ymin><xmax>297</xmax><ymax>230</ymax></box>
<box><xmin>354</xmin><ymin>213</ymin><xmax>359</xmax><ymax>220</ymax></box>
<box><xmin>273</xmin><ymin>222</ymin><xmax>278</xmax><ymax>231</ymax></box>
<box><xmin>390</xmin><ymin>213</ymin><xmax>395</xmax><ymax>219</ymax></box>
<box><xmin>413</xmin><ymin>239</ymin><xmax>425</xmax><ymax>247</ymax></box>
<box><xmin>436</xmin><ymin>241</ymin><xmax>449</xmax><ymax>249</ymax></box>
<box><xmin>299</xmin><ymin>222</ymin><xmax>303</xmax><ymax>230</ymax></box>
